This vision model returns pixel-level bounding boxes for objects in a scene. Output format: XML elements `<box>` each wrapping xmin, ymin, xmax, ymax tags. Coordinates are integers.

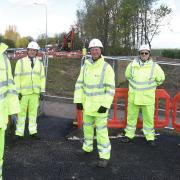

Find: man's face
<box><xmin>27</xmin><ymin>49</ymin><xmax>38</xmax><ymax>58</ymax></box>
<box><xmin>140</xmin><ymin>50</ymin><xmax>150</xmax><ymax>62</ymax></box>
<box><xmin>90</xmin><ymin>47</ymin><xmax>101</xmax><ymax>60</ymax></box>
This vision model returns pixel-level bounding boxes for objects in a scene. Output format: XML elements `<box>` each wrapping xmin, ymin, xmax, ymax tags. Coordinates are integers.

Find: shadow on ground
<box><xmin>4</xmin><ymin>115</ymin><xmax>180</xmax><ymax>180</ymax></box>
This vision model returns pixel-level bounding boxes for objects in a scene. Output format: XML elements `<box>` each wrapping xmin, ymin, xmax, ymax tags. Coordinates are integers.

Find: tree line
<box><xmin>76</xmin><ymin>0</ymin><xmax>172</xmax><ymax>55</ymax></box>
<box><xmin>1</xmin><ymin>0</ymin><xmax>171</xmax><ymax>56</ymax></box>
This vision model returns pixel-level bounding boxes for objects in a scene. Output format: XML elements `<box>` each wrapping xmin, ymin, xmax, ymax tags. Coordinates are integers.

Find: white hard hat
<box><xmin>88</xmin><ymin>39</ymin><xmax>103</xmax><ymax>49</ymax></box>
<box><xmin>27</xmin><ymin>41</ymin><xmax>40</xmax><ymax>50</ymax></box>
<box><xmin>139</xmin><ymin>44</ymin><xmax>150</xmax><ymax>52</ymax></box>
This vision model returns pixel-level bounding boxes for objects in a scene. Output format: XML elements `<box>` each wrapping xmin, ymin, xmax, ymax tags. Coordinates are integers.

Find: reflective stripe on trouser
<box><xmin>0</xmin><ymin>129</ymin><xmax>5</xmax><ymax>179</ymax></box>
<box><xmin>125</xmin><ymin>102</ymin><xmax>155</xmax><ymax>141</ymax></box>
<box><xmin>82</xmin><ymin>114</ymin><xmax>111</xmax><ymax>160</ymax></box>
<box><xmin>15</xmin><ymin>94</ymin><xmax>39</xmax><ymax>136</ymax></box>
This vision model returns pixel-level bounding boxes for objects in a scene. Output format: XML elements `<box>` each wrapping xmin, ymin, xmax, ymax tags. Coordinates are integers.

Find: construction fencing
<box><xmin>76</xmin><ymin>88</ymin><xmax>180</xmax><ymax>132</ymax></box>
<box><xmin>42</xmin><ymin>55</ymin><xmax>180</xmax><ymax>131</ymax></box>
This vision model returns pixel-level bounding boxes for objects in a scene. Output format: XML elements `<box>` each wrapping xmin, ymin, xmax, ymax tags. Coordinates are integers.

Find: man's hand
<box><xmin>40</xmin><ymin>93</ymin><xmax>45</xmax><ymax>101</ymax></box>
<box><xmin>98</xmin><ymin>106</ymin><xmax>107</xmax><ymax>113</ymax></box>
<box><xmin>76</xmin><ymin>103</ymin><xmax>83</xmax><ymax>110</ymax></box>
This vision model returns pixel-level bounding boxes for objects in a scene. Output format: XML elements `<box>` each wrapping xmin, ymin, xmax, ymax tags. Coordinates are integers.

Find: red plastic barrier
<box><xmin>76</xmin><ymin>88</ymin><xmax>171</xmax><ymax>129</ymax></box>
<box><xmin>108</xmin><ymin>88</ymin><xmax>128</xmax><ymax>128</ymax></box>
<box><xmin>77</xmin><ymin>110</ymin><xmax>83</xmax><ymax>128</ymax></box>
<box><xmin>137</xmin><ymin>89</ymin><xmax>171</xmax><ymax>128</ymax></box>
<box><xmin>172</xmin><ymin>92</ymin><xmax>180</xmax><ymax>131</ymax></box>
<box><xmin>154</xmin><ymin>89</ymin><xmax>171</xmax><ymax>128</ymax></box>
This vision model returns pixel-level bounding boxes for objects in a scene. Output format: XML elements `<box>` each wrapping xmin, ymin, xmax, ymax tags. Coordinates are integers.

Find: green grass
<box><xmin>46</xmin><ymin>58</ymin><xmax>81</xmax><ymax>97</ymax></box>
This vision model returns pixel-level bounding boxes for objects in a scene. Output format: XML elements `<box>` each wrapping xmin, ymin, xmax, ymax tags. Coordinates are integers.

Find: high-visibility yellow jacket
<box><xmin>0</xmin><ymin>43</ymin><xmax>20</xmax><ymax>130</ymax></box>
<box><xmin>125</xmin><ymin>58</ymin><xmax>165</xmax><ymax>105</ymax></box>
<box><xmin>82</xmin><ymin>48</ymin><xmax>87</xmax><ymax>56</ymax></box>
<box><xmin>74</xmin><ymin>56</ymin><xmax>115</xmax><ymax>116</ymax></box>
<box><xmin>14</xmin><ymin>56</ymin><xmax>46</xmax><ymax>95</ymax></box>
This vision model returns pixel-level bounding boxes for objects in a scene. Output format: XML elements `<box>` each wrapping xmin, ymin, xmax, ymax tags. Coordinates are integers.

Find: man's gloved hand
<box><xmin>40</xmin><ymin>93</ymin><xmax>45</xmax><ymax>101</ymax></box>
<box><xmin>98</xmin><ymin>106</ymin><xmax>107</xmax><ymax>113</ymax></box>
<box><xmin>18</xmin><ymin>93</ymin><xmax>22</xmax><ymax>100</ymax></box>
<box><xmin>11</xmin><ymin>114</ymin><xmax>17</xmax><ymax>125</ymax></box>
<box><xmin>76</xmin><ymin>103</ymin><xmax>83</xmax><ymax>110</ymax></box>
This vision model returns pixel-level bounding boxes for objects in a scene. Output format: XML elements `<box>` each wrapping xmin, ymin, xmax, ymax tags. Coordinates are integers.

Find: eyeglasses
<box><xmin>140</xmin><ymin>52</ymin><xmax>149</xmax><ymax>55</ymax></box>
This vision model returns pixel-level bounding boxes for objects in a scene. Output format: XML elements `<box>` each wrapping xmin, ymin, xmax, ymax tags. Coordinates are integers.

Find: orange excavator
<box><xmin>59</xmin><ymin>27</ymin><xmax>75</xmax><ymax>51</ymax></box>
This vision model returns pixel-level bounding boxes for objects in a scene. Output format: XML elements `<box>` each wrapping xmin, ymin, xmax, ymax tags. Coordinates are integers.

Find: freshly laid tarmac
<box><xmin>4</xmin><ymin>101</ymin><xmax>180</xmax><ymax>180</ymax></box>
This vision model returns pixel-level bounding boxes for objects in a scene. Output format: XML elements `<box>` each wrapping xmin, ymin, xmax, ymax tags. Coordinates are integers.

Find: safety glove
<box><xmin>11</xmin><ymin>114</ymin><xmax>17</xmax><ymax>125</ymax></box>
<box><xmin>18</xmin><ymin>93</ymin><xmax>22</xmax><ymax>100</ymax></box>
<box><xmin>98</xmin><ymin>106</ymin><xmax>107</xmax><ymax>113</ymax></box>
<box><xmin>40</xmin><ymin>93</ymin><xmax>45</xmax><ymax>101</ymax></box>
<box><xmin>76</xmin><ymin>103</ymin><xmax>83</xmax><ymax>110</ymax></box>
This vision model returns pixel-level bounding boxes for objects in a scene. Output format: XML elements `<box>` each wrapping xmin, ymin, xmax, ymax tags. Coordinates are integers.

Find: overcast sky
<box><xmin>0</xmin><ymin>0</ymin><xmax>180</xmax><ymax>49</ymax></box>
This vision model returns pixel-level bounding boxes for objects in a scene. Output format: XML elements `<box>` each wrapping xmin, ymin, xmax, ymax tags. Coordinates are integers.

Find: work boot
<box><xmin>77</xmin><ymin>149</ymin><xmax>92</xmax><ymax>156</ymax></box>
<box><xmin>120</xmin><ymin>136</ymin><xmax>134</xmax><ymax>143</ymax></box>
<box><xmin>13</xmin><ymin>135</ymin><xmax>23</xmax><ymax>142</ymax></box>
<box><xmin>147</xmin><ymin>140</ymin><xmax>156</xmax><ymax>147</ymax></box>
<box><xmin>97</xmin><ymin>159</ymin><xmax>109</xmax><ymax>168</ymax></box>
<box><xmin>30</xmin><ymin>133</ymin><xmax>40</xmax><ymax>140</ymax></box>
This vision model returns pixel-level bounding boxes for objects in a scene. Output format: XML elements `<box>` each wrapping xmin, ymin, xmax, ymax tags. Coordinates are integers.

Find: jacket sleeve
<box><xmin>40</xmin><ymin>61</ymin><xmax>46</xmax><ymax>93</ymax></box>
<box><xmin>14</xmin><ymin>60</ymin><xmax>21</xmax><ymax>94</ymax></box>
<box><xmin>7</xmin><ymin>58</ymin><xmax>20</xmax><ymax>115</ymax></box>
<box><xmin>73</xmin><ymin>66</ymin><xmax>84</xmax><ymax>103</ymax></box>
<box><xmin>101</xmin><ymin>65</ymin><xmax>115</xmax><ymax>109</ymax></box>
<box><xmin>155</xmin><ymin>64</ymin><xmax>165</xmax><ymax>86</ymax></box>
<box><xmin>125</xmin><ymin>62</ymin><xmax>132</xmax><ymax>80</ymax></box>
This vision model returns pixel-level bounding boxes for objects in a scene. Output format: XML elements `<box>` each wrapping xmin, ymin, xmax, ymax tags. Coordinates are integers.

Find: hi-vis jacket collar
<box><xmin>132</xmin><ymin>57</ymin><xmax>153</xmax><ymax>67</ymax></box>
<box><xmin>86</xmin><ymin>55</ymin><xmax>104</xmax><ymax>66</ymax></box>
<box><xmin>0</xmin><ymin>43</ymin><xmax>8</xmax><ymax>55</ymax></box>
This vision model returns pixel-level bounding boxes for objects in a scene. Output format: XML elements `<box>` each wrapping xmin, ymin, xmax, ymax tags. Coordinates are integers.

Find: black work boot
<box><xmin>147</xmin><ymin>140</ymin><xmax>156</xmax><ymax>147</ymax></box>
<box><xmin>13</xmin><ymin>135</ymin><xmax>23</xmax><ymax>142</ymax></box>
<box><xmin>120</xmin><ymin>136</ymin><xmax>134</xmax><ymax>143</ymax></box>
<box><xmin>97</xmin><ymin>159</ymin><xmax>109</xmax><ymax>168</ymax></box>
<box><xmin>77</xmin><ymin>149</ymin><xmax>92</xmax><ymax>156</ymax></box>
<box><xmin>30</xmin><ymin>133</ymin><xmax>40</xmax><ymax>140</ymax></box>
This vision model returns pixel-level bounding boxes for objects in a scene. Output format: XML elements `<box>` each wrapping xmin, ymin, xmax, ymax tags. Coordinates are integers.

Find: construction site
<box><xmin>0</xmin><ymin>1</ymin><xmax>180</xmax><ymax>180</ymax></box>
<box><xmin>3</xmin><ymin>49</ymin><xmax>180</xmax><ymax>180</ymax></box>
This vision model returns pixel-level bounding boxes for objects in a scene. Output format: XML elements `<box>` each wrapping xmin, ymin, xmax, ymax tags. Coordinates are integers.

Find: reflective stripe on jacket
<box><xmin>0</xmin><ymin>43</ymin><xmax>20</xmax><ymax>129</ymax></box>
<box><xmin>14</xmin><ymin>56</ymin><xmax>46</xmax><ymax>95</ymax></box>
<box><xmin>125</xmin><ymin>58</ymin><xmax>165</xmax><ymax>105</ymax></box>
<box><xmin>74</xmin><ymin>56</ymin><xmax>115</xmax><ymax>116</ymax></box>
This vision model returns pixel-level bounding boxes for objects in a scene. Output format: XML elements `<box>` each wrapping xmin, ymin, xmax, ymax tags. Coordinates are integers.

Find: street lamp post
<box><xmin>34</xmin><ymin>3</ymin><xmax>48</xmax><ymax>49</ymax></box>
<box><xmin>34</xmin><ymin>3</ymin><xmax>48</xmax><ymax>115</ymax></box>
<box><xmin>34</xmin><ymin>2</ymin><xmax>48</xmax><ymax>77</ymax></box>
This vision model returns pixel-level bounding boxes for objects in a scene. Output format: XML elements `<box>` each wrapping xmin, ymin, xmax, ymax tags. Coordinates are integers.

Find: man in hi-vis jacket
<box><xmin>0</xmin><ymin>42</ymin><xmax>20</xmax><ymax>179</ymax></box>
<box><xmin>121</xmin><ymin>44</ymin><xmax>165</xmax><ymax>146</ymax></box>
<box><xmin>14</xmin><ymin>41</ymin><xmax>45</xmax><ymax>140</ymax></box>
<box><xmin>74</xmin><ymin>39</ymin><xmax>115</xmax><ymax>167</ymax></box>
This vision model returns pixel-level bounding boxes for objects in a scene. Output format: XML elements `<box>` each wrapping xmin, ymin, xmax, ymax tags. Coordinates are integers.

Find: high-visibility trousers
<box><xmin>15</xmin><ymin>94</ymin><xmax>39</xmax><ymax>136</ymax></box>
<box><xmin>0</xmin><ymin>129</ymin><xmax>5</xmax><ymax>180</ymax></box>
<box><xmin>125</xmin><ymin>102</ymin><xmax>155</xmax><ymax>141</ymax></box>
<box><xmin>82</xmin><ymin>114</ymin><xmax>111</xmax><ymax>160</ymax></box>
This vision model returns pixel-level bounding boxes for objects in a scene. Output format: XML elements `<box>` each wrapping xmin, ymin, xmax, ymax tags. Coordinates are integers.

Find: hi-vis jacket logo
<box><xmin>94</xmin><ymin>74</ymin><xmax>100</xmax><ymax>77</ymax></box>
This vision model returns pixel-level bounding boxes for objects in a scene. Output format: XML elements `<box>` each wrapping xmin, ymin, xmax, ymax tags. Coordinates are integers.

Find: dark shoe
<box><xmin>97</xmin><ymin>159</ymin><xmax>109</xmax><ymax>168</ymax></box>
<box><xmin>121</xmin><ymin>136</ymin><xmax>134</xmax><ymax>143</ymax></box>
<box><xmin>77</xmin><ymin>149</ymin><xmax>92</xmax><ymax>156</ymax></box>
<box><xmin>147</xmin><ymin>140</ymin><xmax>156</xmax><ymax>147</ymax></box>
<box><xmin>30</xmin><ymin>133</ymin><xmax>40</xmax><ymax>140</ymax></box>
<box><xmin>13</xmin><ymin>135</ymin><xmax>23</xmax><ymax>142</ymax></box>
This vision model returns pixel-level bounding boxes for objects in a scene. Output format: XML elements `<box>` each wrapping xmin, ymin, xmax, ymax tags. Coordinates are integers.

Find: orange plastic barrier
<box><xmin>108</xmin><ymin>88</ymin><xmax>128</xmax><ymax>128</ymax></box>
<box><xmin>136</xmin><ymin>89</ymin><xmax>171</xmax><ymax>128</ymax></box>
<box><xmin>76</xmin><ymin>88</ymin><xmax>171</xmax><ymax>129</ymax></box>
<box><xmin>77</xmin><ymin>110</ymin><xmax>83</xmax><ymax>129</ymax></box>
<box><xmin>172</xmin><ymin>92</ymin><xmax>180</xmax><ymax>131</ymax></box>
